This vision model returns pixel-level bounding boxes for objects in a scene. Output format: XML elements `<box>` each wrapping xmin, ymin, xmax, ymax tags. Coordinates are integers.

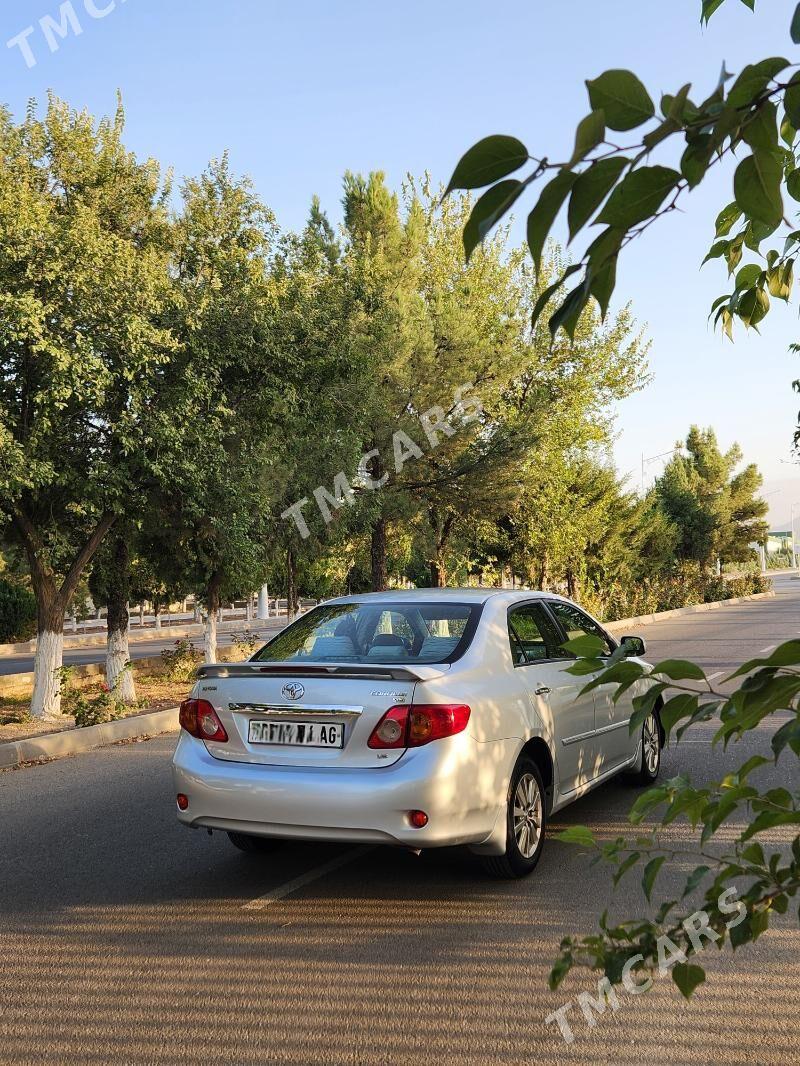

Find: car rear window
<box><xmin>252</xmin><ymin>602</ymin><xmax>481</xmax><ymax>665</ymax></box>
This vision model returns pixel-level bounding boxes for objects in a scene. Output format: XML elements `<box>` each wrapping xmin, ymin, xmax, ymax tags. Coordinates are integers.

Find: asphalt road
<box><xmin>0</xmin><ymin>620</ymin><xmax>287</xmax><ymax>675</ymax></box>
<box><xmin>1</xmin><ymin>580</ymin><xmax>799</xmax><ymax>1064</ymax></box>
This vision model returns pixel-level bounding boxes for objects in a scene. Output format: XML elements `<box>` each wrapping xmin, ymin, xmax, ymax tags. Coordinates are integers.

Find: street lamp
<box><xmin>791</xmin><ymin>502</ymin><xmax>800</xmax><ymax>571</ymax></box>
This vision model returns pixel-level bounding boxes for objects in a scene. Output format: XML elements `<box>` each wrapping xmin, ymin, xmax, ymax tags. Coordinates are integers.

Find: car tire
<box><xmin>630</xmin><ymin>710</ymin><xmax>662</xmax><ymax>785</ymax></box>
<box><xmin>481</xmin><ymin>757</ymin><xmax>547</xmax><ymax>879</ymax></box>
<box><xmin>227</xmin><ymin>831</ymin><xmax>281</xmax><ymax>854</ymax></box>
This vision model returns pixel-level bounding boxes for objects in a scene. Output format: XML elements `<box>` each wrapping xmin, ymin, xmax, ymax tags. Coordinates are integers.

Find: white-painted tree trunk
<box><xmin>106</xmin><ymin>627</ymin><xmax>137</xmax><ymax>704</ymax></box>
<box><xmin>246</xmin><ymin>595</ymin><xmax>253</xmax><ymax>622</ymax></box>
<box><xmin>30</xmin><ymin>630</ymin><xmax>64</xmax><ymax>720</ymax></box>
<box><xmin>257</xmin><ymin>583</ymin><xmax>270</xmax><ymax>619</ymax></box>
<box><xmin>205</xmin><ymin>611</ymin><xmax>218</xmax><ymax>663</ymax></box>
<box><xmin>154</xmin><ymin>608</ymin><xmax>161</xmax><ymax>630</ymax></box>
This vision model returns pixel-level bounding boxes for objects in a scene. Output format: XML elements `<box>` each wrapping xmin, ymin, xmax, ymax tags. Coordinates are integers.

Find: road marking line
<box><xmin>242</xmin><ymin>845</ymin><xmax>375</xmax><ymax>911</ymax></box>
<box><xmin>759</xmin><ymin>645</ymin><xmax>777</xmax><ymax>654</ymax></box>
<box><xmin>706</xmin><ymin>671</ymin><xmax>724</xmax><ymax>683</ymax></box>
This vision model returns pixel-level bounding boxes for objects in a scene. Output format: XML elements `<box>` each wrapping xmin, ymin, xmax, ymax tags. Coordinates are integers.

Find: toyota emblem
<box><xmin>281</xmin><ymin>682</ymin><xmax>305</xmax><ymax>701</ymax></box>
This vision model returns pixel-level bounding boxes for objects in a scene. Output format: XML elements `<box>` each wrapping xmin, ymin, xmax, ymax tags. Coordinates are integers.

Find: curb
<box><xmin>0</xmin><ymin>705</ymin><xmax>179</xmax><ymax>770</ymax></box>
<box><xmin>604</xmin><ymin>590</ymin><xmax>776</xmax><ymax>633</ymax></box>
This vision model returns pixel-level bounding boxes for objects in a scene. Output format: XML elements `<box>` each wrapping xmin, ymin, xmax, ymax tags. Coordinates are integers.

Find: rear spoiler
<box><xmin>195</xmin><ymin>661</ymin><xmax>449</xmax><ymax>683</ymax></box>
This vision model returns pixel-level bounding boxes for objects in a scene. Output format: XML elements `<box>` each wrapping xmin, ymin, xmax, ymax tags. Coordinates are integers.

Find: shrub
<box><xmin>160</xmin><ymin>638</ymin><xmax>202</xmax><ymax>681</ymax></box>
<box><xmin>58</xmin><ymin>666</ymin><xmax>135</xmax><ymax>727</ymax></box>
<box><xmin>0</xmin><ymin>579</ymin><xmax>37</xmax><ymax>643</ymax></box>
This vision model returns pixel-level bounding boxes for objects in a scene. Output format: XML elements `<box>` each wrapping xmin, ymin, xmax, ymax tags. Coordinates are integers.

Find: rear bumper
<box><xmin>171</xmin><ymin>730</ymin><xmax>502</xmax><ymax>849</ymax></box>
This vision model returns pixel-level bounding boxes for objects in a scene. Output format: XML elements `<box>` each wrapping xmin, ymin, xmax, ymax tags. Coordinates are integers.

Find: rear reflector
<box><xmin>408</xmin><ymin>810</ymin><xmax>428</xmax><ymax>828</ymax></box>
<box><xmin>176</xmin><ymin>793</ymin><xmax>189</xmax><ymax>811</ymax></box>
<box><xmin>368</xmin><ymin>704</ymin><xmax>470</xmax><ymax>749</ymax></box>
<box><xmin>179</xmin><ymin>699</ymin><xmax>229</xmax><ymax>743</ymax></box>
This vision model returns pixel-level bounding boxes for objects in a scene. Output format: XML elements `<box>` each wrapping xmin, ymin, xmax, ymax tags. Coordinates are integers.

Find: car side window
<box><xmin>508</xmin><ymin>603</ymin><xmax>562</xmax><ymax>665</ymax></box>
<box><xmin>547</xmin><ymin>601</ymin><xmax>614</xmax><ymax>657</ymax></box>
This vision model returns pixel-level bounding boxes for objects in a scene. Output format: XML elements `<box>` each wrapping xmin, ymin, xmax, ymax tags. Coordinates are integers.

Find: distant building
<box><xmin>766</xmin><ymin>531</ymin><xmax>793</xmax><ymax>554</ymax></box>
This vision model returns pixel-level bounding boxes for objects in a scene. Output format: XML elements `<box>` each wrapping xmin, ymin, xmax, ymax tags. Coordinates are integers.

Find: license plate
<box><xmin>248</xmin><ymin>719</ymin><xmax>344</xmax><ymax>748</ymax></box>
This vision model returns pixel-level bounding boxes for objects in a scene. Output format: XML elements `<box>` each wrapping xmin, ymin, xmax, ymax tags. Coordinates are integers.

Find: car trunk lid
<box><xmin>194</xmin><ymin>661</ymin><xmax>449</xmax><ymax>768</ymax></box>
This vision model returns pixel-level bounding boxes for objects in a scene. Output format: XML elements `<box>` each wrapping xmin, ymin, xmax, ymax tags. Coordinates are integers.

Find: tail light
<box><xmin>179</xmin><ymin>698</ymin><xmax>228</xmax><ymax>743</ymax></box>
<box><xmin>368</xmin><ymin>704</ymin><xmax>470</xmax><ymax>749</ymax></box>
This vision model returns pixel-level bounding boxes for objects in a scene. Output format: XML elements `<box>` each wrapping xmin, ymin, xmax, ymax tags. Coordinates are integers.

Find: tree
<box><xmin>161</xmin><ymin>158</ymin><xmax>289</xmax><ymax>662</ymax></box>
<box><xmin>0</xmin><ymin>97</ymin><xmax>178</xmax><ymax>717</ymax></box>
<box><xmin>655</xmin><ymin>426</ymin><xmax>768</xmax><ymax>569</ymax></box>
<box><xmin>449</xmin><ymin>0</ymin><xmax>800</xmax><ymax>1000</ymax></box>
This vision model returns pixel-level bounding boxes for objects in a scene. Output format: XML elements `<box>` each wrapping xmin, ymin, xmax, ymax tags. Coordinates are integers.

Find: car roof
<box><xmin>325</xmin><ymin>587</ymin><xmax>551</xmax><ymax>606</ymax></box>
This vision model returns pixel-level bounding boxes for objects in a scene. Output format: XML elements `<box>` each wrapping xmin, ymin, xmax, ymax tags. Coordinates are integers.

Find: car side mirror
<box><xmin>621</xmin><ymin>635</ymin><xmax>646</xmax><ymax>657</ymax></box>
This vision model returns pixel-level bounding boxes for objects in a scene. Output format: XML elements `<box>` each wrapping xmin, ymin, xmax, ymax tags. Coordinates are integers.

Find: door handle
<box><xmin>534</xmin><ymin>686</ymin><xmax>551</xmax><ymax>695</ymax></box>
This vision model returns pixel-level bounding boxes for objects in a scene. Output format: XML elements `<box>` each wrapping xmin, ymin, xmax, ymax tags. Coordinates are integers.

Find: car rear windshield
<box><xmin>252</xmin><ymin>602</ymin><xmax>481</xmax><ymax>665</ymax></box>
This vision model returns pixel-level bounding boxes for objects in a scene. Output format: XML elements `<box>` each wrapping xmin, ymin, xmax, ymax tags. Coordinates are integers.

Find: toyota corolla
<box><xmin>172</xmin><ymin>589</ymin><xmax>662</xmax><ymax>877</ymax></box>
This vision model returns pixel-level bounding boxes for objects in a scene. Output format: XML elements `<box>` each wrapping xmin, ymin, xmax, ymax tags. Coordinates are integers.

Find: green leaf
<box><xmin>703</xmin><ymin>239</ymin><xmax>729</xmax><ymax>265</ymax></box>
<box><xmin>771</xmin><ymin>716</ymin><xmax>800</xmax><ymax>759</ymax></box>
<box><xmin>642</xmin><ymin>855</ymin><xmax>666</xmax><ymax>901</ymax></box>
<box><xmin>586</xmin><ymin>70</ymin><xmax>655</xmax><ymax>132</ymax></box>
<box><xmin>589</xmin><ymin>252</ymin><xmax>619</xmax><ymax>320</ymax></box>
<box><xmin>792</xmin><ymin>3</ymin><xmax>800</xmax><ymax>44</ymax></box>
<box><xmin>597</xmin><ymin>166</ymin><xmax>680</xmax><ymax>228</ymax></box>
<box><xmin>548</xmin><ymin>280</ymin><xmax>591</xmax><ymax>339</ymax></box>
<box><xmin>463</xmin><ymin>180</ymin><xmax>524</xmax><ymax>261</ymax></box>
<box><xmin>728</xmin><ymin>638</ymin><xmax>800</xmax><ymax>678</ymax></box>
<box><xmin>446</xmin><ymin>135</ymin><xmax>528</xmax><ymax>194</ymax></box>
<box><xmin>766</xmin><ymin>259</ymin><xmax>793</xmax><ymax>301</ymax></box>
<box><xmin>681</xmin><ymin>865</ymin><xmax>711</xmax><ymax>898</ymax></box>
<box><xmin>735</xmin><ymin>263</ymin><xmax>762</xmax><ymax>290</ymax></box>
<box><xmin>526</xmin><ymin>170</ymin><xmax>578</xmax><ymax>272</ymax></box>
<box><xmin>562</xmin><ymin>634</ymin><xmax>607</xmax><ymax>658</ymax></box>
<box><xmin>613</xmin><ymin>851</ymin><xmax>640</xmax><ymax>886</ymax></box>
<box><xmin>701</xmin><ymin>0</ymin><xmax>725</xmax><ymax>23</ymax></box>
<box><xmin>555</xmin><ymin>825</ymin><xmax>596</xmax><ymax>848</ymax></box>
<box><xmin>727</xmin><ymin>59</ymin><xmax>788</xmax><ymax>110</ymax></box>
<box><xmin>681</xmin><ymin>134</ymin><xmax>713</xmax><ymax>188</ymax></box>
<box><xmin>567</xmin><ymin>157</ymin><xmax>628</xmax><ymax>238</ymax></box>
<box><xmin>738</xmin><ymin>286</ymin><xmax>771</xmax><ymax>328</ymax></box>
<box><xmin>660</xmin><ymin>693</ymin><xmax>700</xmax><ymax>736</ymax></box>
<box><xmin>715</xmin><ymin>202</ymin><xmax>742</xmax><ymax>236</ymax></box>
<box><xmin>651</xmin><ymin>659</ymin><xmax>706</xmax><ymax>681</ymax></box>
<box><xmin>530</xmin><ymin>264</ymin><xmax>582</xmax><ymax>330</ymax></box>
<box><xmin>788</xmin><ymin>170</ymin><xmax>800</xmax><ymax>202</ymax></box>
<box><xmin>672</xmin><ymin>963</ymin><xmax>706</xmax><ymax>999</ymax></box>
<box><xmin>733</xmin><ymin>152</ymin><xmax>783</xmax><ymax>228</ymax></box>
<box><xmin>785</xmin><ymin>73</ymin><xmax>800</xmax><ymax>128</ymax></box>
<box><xmin>570</xmin><ymin>110</ymin><xmax>606</xmax><ymax>166</ymax></box>
<box><xmin>741</xmin><ymin>102</ymin><xmax>779</xmax><ymax>153</ymax></box>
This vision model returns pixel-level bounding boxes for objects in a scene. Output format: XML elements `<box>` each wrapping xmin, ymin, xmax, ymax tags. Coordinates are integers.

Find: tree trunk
<box><xmin>566</xmin><ymin>567</ymin><xmax>577</xmax><ymax>600</ymax></box>
<box><xmin>287</xmin><ymin>548</ymin><xmax>298</xmax><ymax>620</ymax></box>
<box><xmin>429</xmin><ymin>560</ymin><xmax>446</xmax><ymax>588</ymax></box>
<box><xmin>154</xmin><ymin>603</ymin><xmax>162</xmax><ymax>630</ymax></box>
<box><xmin>257</xmin><ymin>582</ymin><xmax>270</xmax><ymax>619</ymax></box>
<box><xmin>105</xmin><ymin>535</ymin><xmax>136</xmax><ymax>704</ymax></box>
<box><xmin>31</xmin><ymin>589</ymin><xmax>65</xmax><ymax>720</ymax></box>
<box><xmin>204</xmin><ymin>575</ymin><xmax>221</xmax><ymax>663</ymax></box>
<box><xmin>371</xmin><ymin>517</ymin><xmax>388</xmax><ymax>592</ymax></box>
<box><xmin>12</xmin><ymin>509</ymin><xmax>114</xmax><ymax>719</ymax></box>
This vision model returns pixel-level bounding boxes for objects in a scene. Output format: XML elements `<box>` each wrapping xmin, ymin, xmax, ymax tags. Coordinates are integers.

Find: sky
<box><xmin>2</xmin><ymin>0</ymin><xmax>800</xmax><ymax>526</ymax></box>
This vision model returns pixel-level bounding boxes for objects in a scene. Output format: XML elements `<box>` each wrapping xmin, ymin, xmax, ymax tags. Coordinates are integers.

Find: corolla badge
<box><xmin>281</xmin><ymin>682</ymin><xmax>305</xmax><ymax>701</ymax></box>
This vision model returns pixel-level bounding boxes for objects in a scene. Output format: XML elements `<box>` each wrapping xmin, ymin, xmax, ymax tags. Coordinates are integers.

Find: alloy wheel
<box><xmin>512</xmin><ymin>772</ymin><xmax>543</xmax><ymax>859</ymax></box>
<box><xmin>643</xmin><ymin>713</ymin><xmax>660</xmax><ymax>774</ymax></box>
